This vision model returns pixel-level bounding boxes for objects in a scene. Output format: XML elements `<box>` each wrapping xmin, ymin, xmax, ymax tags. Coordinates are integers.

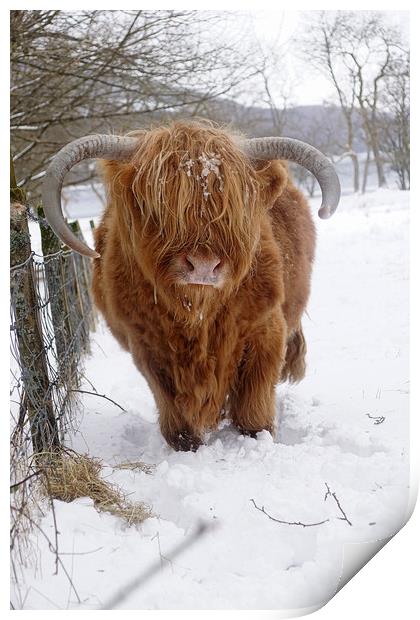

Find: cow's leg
<box><xmin>144</xmin><ymin>367</ymin><xmax>203</xmax><ymax>451</ymax></box>
<box><xmin>129</xmin><ymin>340</ymin><xmax>203</xmax><ymax>451</ymax></box>
<box><xmin>158</xmin><ymin>400</ymin><xmax>202</xmax><ymax>452</ymax></box>
<box><xmin>280</xmin><ymin>321</ymin><xmax>307</xmax><ymax>383</ymax></box>
<box><xmin>229</xmin><ymin>314</ymin><xmax>286</xmax><ymax>436</ymax></box>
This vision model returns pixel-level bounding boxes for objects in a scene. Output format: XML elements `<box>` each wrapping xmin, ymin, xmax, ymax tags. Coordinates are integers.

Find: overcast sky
<box><xmin>237</xmin><ymin>10</ymin><xmax>410</xmax><ymax>107</ymax></box>
<box><xmin>250</xmin><ymin>10</ymin><xmax>332</xmax><ymax>106</ymax></box>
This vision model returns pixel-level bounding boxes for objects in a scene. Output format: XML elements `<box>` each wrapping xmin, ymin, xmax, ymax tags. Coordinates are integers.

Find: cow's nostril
<box><xmin>185</xmin><ymin>256</ymin><xmax>195</xmax><ymax>272</ymax></box>
<box><xmin>212</xmin><ymin>259</ymin><xmax>222</xmax><ymax>273</ymax></box>
<box><xmin>185</xmin><ymin>253</ymin><xmax>222</xmax><ymax>277</ymax></box>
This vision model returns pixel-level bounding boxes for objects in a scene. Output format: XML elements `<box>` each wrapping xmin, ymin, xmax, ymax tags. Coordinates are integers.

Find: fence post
<box><xmin>60</xmin><ymin>247</ymin><xmax>83</xmax><ymax>387</ymax></box>
<box><xmin>10</xmin><ymin>203</ymin><xmax>60</xmax><ymax>453</ymax></box>
<box><xmin>37</xmin><ymin>207</ymin><xmax>73</xmax><ymax>380</ymax></box>
<box><xmin>69</xmin><ymin>220</ymin><xmax>96</xmax><ymax>335</ymax></box>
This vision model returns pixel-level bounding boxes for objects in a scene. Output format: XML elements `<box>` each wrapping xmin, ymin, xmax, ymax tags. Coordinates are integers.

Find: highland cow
<box><xmin>43</xmin><ymin>121</ymin><xmax>340</xmax><ymax>451</ymax></box>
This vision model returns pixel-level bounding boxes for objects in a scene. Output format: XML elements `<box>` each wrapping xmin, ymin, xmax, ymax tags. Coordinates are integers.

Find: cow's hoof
<box><xmin>169</xmin><ymin>430</ymin><xmax>202</xmax><ymax>452</ymax></box>
<box><xmin>239</xmin><ymin>429</ymin><xmax>258</xmax><ymax>439</ymax></box>
<box><xmin>238</xmin><ymin>425</ymin><xmax>274</xmax><ymax>439</ymax></box>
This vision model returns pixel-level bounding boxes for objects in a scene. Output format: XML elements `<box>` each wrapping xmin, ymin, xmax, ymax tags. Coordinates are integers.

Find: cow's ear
<box><xmin>98</xmin><ymin>159</ymin><xmax>136</xmax><ymax>189</ymax></box>
<box><xmin>98</xmin><ymin>160</ymin><xmax>139</xmax><ymax>234</ymax></box>
<box><xmin>98</xmin><ymin>160</ymin><xmax>139</xmax><ymax>219</ymax></box>
<box><xmin>255</xmin><ymin>160</ymin><xmax>288</xmax><ymax>208</ymax></box>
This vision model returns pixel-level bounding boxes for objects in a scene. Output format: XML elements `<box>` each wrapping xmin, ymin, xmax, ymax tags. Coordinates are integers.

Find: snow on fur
<box><xmin>179</xmin><ymin>151</ymin><xmax>224</xmax><ymax>200</ymax></box>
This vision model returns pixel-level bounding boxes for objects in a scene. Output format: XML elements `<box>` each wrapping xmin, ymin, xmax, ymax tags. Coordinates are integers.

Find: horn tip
<box><xmin>318</xmin><ymin>205</ymin><xmax>333</xmax><ymax>219</ymax></box>
<box><xmin>82</xmin><ymin>247</ymin><xmax>101</xmax><ymax>259</ymax></box>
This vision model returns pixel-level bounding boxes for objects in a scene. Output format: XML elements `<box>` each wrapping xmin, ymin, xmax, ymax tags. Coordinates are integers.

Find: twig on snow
<box><xmin>324</xmin><ymin>483</ymin><xmax>353</xmax><ymax>526</ymax></box>
<box><xmin>250</xmin><ymin>499</ymin><xmax>330</xmax><ymax>528</ymax></box>
<box><xmin>366</xmin><ymin>413</ymin><xmax>386</xmax><ymax>425</ymax></box>
<box><xmin>59</xmin><ymin>546</ymin><xmax>104</xmax><ymax>556</ymax></box>
<box><xmin>69</xmin><ymin>389</ymin><xmax>126</xmax><ymax>412</ymax></box>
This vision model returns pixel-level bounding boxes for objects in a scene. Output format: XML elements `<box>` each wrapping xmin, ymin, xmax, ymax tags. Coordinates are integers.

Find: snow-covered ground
<box><xmin>12</xmin><ymin>187</ymin><xmax>409</xmax><ymax>611</ymax></box>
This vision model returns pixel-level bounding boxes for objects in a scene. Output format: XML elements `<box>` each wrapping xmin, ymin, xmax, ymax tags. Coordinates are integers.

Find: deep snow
<box><xmin>12</xmin><ymin>187</ymin><xmax>409</xmax><ymax>611</ymax></box>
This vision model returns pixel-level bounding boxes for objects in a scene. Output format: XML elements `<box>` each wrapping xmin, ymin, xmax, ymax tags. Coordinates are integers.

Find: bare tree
<box><xmin>299</xmin><ymin>12</ymin><xmax>361</xmax><ymax>192</ymax></box>
<box><xmin>299</xmin><ymin>11</ymin><xmax>408</xmax><ymax>191</ymax></box>
<box><xmin>361</xmin><ymin>148</ymin><xmax>372</xmax><ymax>194</ymax></box>
<box><xmin>338</xmin><ymin>12</ymin><xmax>407</xmax><ymax>188</ymax></box>
<box><xmin>252</xmin><ymin>40</ymin><xmax>294</xmax><ymax>136</ymax></box>
<box><xmin>380</xmin><ymin>52</ymin><xmax>410</xmax><ymax>189</ymax></box>
<box><xmin>11</xmin><ymin>10</ymin><xmax>258</xmax><ymax>196</ymax></box>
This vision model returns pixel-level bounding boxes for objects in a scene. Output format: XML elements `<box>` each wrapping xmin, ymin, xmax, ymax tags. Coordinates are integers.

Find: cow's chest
<box><xmin>141</xmin><ymin>307</ymin><xmax>244</xmax><ymax>408</ymax></box>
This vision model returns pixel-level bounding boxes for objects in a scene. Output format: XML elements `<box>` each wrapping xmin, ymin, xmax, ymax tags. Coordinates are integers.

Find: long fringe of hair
<box><xmin>105</xmin><ymin>121</ymin><xmax>263</xmax><ymax>269</ymax></box>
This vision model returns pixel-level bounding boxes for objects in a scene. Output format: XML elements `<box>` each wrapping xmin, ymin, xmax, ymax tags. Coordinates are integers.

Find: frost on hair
<box><xmin>179</xmin><ymin>152</ymin><xmax>224</xmax><ymax>200</ymax></box>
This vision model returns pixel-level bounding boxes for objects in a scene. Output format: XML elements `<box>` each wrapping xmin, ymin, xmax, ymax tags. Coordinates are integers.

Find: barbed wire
<box><xmin>10</xmin><ymin>232</ymin><xmax>96</xmax><ymax>577</ymax></box>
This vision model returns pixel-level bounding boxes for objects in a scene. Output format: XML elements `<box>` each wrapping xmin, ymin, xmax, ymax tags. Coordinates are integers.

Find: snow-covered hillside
<box><xmin>13</xmin><ymin>188</ymin><xmax>410</xmax><ymax>611</ymax></box>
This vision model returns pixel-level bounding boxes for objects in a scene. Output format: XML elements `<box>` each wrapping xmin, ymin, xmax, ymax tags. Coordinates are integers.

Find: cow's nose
<box><xmin>183</xmin><ymin>253</ymin><xmax>222</xmax><ymax>285</ymax></box>
<box><xmin>186</xmin><ymin>254</ymin><xmax>221</xmax><ymax>275</ymax></box>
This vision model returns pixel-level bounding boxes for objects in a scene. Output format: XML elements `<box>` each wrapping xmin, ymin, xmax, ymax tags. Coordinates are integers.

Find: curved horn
<box><xmin>245</xmin><ymin>137</ymin><xmax>341</xmax><ymax>219</ymax></box>
<box><xmin>42</xmin><ymin>134</ymin><xmax>138</xmax><ymax>257</ymax></box>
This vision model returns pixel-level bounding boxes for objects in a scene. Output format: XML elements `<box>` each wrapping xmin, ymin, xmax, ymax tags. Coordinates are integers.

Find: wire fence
<box><xmin>10</xmin><ymin>202</ymin><xmax>96</xmax><ymax>571</ymax></box>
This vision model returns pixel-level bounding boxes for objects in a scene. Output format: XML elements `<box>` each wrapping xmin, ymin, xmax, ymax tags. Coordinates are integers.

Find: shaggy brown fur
<box><xmin>92</xmin><ymin>120</ymin><xmax>316</xmax><ymax>451</ymax></box>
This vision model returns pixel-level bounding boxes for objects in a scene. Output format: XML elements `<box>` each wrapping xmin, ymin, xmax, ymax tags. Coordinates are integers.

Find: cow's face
<box><xmin>102</xmin><ymin>123</ymin><xmax>287</xmax><ymax>319</ymax></box>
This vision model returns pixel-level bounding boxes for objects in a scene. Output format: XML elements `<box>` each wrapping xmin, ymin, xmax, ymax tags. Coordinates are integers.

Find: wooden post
<box><xmin>37</xmin><ymin>207</ymin><xmax>73</xmax><ymax>380</ymax></box>
<box><xmin>73</xmin><ymin>220</ymin><xmax>97</xmax><ymax>331</ymax></box>
<box><xmin>69</xmin><ymin>221</ymin><xmax>93</xmax><ymax>348</ymax></box>
<box><xmin>60</xmin><ymin>247</ymin><xmax>83</xmax><ymax>386</ymax></box>
<box><xmin>10</xmin><ymin>203</ymin><xmax>60</xmax><ymax>453</ymax></box>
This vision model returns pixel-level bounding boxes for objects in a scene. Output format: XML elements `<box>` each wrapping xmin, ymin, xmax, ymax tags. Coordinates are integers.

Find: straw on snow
<box><xmin>39</xmin><ymin>450</ymin><xmax>152</xmax><ymax>526</ymax></box>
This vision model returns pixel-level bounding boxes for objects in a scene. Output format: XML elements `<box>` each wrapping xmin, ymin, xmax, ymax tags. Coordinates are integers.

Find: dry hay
<box><xmin>39</xmin><ymin>449</ymin><xmax>152</xmax><ymax>526</ymax></box>
<box><xmin>113</xmin><ymin>460</ymin><xmax>156</xmax><ymax>474</ymax></box>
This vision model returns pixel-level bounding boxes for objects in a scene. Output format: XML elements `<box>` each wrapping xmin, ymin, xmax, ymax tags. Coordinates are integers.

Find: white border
<box><xmin>4</xmin><ymin>3</ymin><xmax>418</xmax><ymax>618</ymax></box>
